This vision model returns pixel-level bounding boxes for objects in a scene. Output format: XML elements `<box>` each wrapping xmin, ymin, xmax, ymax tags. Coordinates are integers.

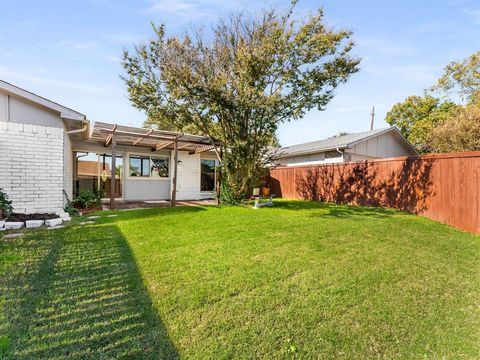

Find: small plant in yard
<box><xmin>72</xmin><ymin>188</ymin><xmax>105</xmax><ymax>209</ymax></box>
<box><xmin>0</xmin><ymin>335</ymin><xmax>9</xmax><ymax>352</ymax></box>
<box><xmin>63</xmin><ymin>191</ymin><xmax>79</xmax><ymax>216</ymax></box>
<box><xmin>284</xmin><ymin>338</ymin><xmax>298</xmax><ymax>355</ymax></box>
<box><xmin>0</xmin><ymin>189</ymin><xmax>13</xmax><ymax>219</ymax></box>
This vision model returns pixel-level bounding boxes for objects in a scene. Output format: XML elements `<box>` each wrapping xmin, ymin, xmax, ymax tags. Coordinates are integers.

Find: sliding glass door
<box><xmin>74</xmin><ymin>152</ymin><xmax>123</xmax><ymax>199</ymax></box>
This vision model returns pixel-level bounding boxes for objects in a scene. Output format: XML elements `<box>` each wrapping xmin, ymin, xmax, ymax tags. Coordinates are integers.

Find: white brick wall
<box><xmin>64</xmin><ymin>133</ymin><xmax>73</xmax><ymax>201</ymax></box>
<box><xmin>173</xmin><ymin>151</ymin><xmax>201</xmax><ymax>200</ymax></box>
<box><xmin>0</xmin><ymin>121</ymin><xmax>66</xmax><ymax>216</ymax></box>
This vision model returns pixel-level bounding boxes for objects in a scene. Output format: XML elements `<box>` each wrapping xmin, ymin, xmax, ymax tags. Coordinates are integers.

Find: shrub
<box><xmin>0</xmin><ymin>189</ymin><xmax>13</xmax><ymax>219</ymax></box>
<box><xmin>73</xmin><ymin>188</ymin><xmax>105</xmax><ymax>209</ymax></box>
<box><xmin>64</xmin><ymin>203</ymin><xmax>79</xmax><ymax>217</ymax></box>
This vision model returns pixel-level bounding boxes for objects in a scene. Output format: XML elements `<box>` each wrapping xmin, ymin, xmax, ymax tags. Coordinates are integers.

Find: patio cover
<box><xmin>89</xmin><ymin>121</ymin><xmax>218</xmax><ymax>208</ymax></box>
<box><xmin>90</xmin><ymin>121</ymin><xmax>215</xmax><ymax>154</ymax></box>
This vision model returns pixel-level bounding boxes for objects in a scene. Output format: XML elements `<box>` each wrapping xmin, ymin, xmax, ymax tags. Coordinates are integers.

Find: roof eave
<box><xmin>276</xmin><ymin>145</ymin><xmax>349</xmax><ymax>159</ymax></box>
<box><xmin>0</xmin><ymin>79</ymin><xmax>86</xmax><ymax>122</ymax></box>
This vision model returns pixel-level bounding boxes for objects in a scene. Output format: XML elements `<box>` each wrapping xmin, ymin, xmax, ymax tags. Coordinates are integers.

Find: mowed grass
<box><xmin>1</xmin><ymin>200</ymin><xmax>479</xmax><ymax>359</ymax></box>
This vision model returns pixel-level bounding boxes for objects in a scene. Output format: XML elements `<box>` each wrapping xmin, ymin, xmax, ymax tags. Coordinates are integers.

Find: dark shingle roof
<box><xmin>278</xmin><ymin>128</ymin><xmax>393</xmax><ymax>158</ymax></box>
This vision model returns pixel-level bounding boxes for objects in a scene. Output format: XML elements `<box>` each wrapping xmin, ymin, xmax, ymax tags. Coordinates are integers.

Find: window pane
<box><xmin>201</xmin><ymin>159</ymin><xmax>216</xmax><ymax>191</ymax></box>
<box><xmin>151</xmin><ymin>157</ymin><xmax>169</xmax><ymax>178</ymax></box>
<box><xmin>129</xmin><ymin>157</ymin><xmax>141</xmax><ymax>176</ymax></box>
<box><xmin>141</xmin><ymin>158</ymin><xmax>150</xmax><ymax>177</ymax></box>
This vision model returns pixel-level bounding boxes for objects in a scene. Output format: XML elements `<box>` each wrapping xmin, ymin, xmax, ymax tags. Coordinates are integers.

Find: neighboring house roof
<box><xmin>77</xmin><ymin>161</ymin><xmax>111</xmax><ymax>177</ymax></box>
<box><xmin>0</xmin><ymin>79</ymin><xmax>86</xmax><ymax>121</ymax></box>
<box><xmin>277</xmin><ymin>127</ymin><xmax>418</xmax><ymax>158</ymax></box>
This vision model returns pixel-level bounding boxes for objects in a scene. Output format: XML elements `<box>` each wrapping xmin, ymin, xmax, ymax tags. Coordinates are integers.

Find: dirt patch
<box><xmin>7</xmin><ymin>213</ymin><xmax>57</xmax><ymax>221</ymax></box>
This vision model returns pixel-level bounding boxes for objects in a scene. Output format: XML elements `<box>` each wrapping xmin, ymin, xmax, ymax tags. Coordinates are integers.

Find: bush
<box><xmin>73</xmin><ymin>188</ymin><xmax>105</xmax><ymax>209</ymax></box>
<box><xmin>64</xmin><ymin>203</ymin><xmax>79</xmax><ymax>217</ymax></box>
<box><xmin>0</xmin><ymin>189</ymin><xmax>13</xmax><ymax>219</ymax></box>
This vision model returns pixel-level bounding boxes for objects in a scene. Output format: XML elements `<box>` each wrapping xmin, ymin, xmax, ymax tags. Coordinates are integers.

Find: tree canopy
<box><xmin>122</xmin><ymin>3</ymin><xmax>360</xmax><ymax>203</ymax></box>
<box><xmin>386</xmin><ymin>51</ymin><xmax>479</xmax><ymax>154</ymax></box>
<box><xmin>385</xmin><ymin>95</ymin><xmax>458</xmax><ymax>153</ymax></box>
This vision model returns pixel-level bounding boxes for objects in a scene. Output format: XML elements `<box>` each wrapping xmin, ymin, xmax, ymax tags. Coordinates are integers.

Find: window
<box><xmin>129</xmin><ymin>156</ymin><xmax>150</xmax><ymax>177</ymax></box>
<box><xmin>151</xmin><ymin>157</ymin><xmax>169</xmax><ymax>178</ymax></box>
<box><xmin>325</xmin><ymin>150</ymin><xmax>342</xmax><ymax>159</ymax></box>
<box><xmin>201</xmin><ymin>159</ymin><xmax>217</xmax><ymax>191</ymax></box>
<box><xmin>129</xmin><ymin>155</ymin><xmax>169</xmax><ymax>178</ymax></box>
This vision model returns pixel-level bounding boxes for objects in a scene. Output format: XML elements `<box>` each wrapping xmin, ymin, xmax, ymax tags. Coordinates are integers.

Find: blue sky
<box><xmin>1</xmin><ymin>0</ymin><xmax>479</xmax><ymax>146</ymax></box>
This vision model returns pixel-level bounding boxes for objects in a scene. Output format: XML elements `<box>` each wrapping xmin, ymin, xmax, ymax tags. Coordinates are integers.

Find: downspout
<box><xmin>66</xmin><ymin>125</ymin><xmax>88</xmax><ymax>135</ymax></box>
<box><xmin>336</xmin><ymin>147</ymin><xmax>344</xmax><ymax>161</ymax></box>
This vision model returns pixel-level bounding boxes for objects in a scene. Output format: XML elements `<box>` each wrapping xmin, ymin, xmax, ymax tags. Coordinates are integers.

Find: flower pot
<box><xmin>261</xmin><ymin>187</ymin><xmax>270</xmax><ymax>197</ymax></box>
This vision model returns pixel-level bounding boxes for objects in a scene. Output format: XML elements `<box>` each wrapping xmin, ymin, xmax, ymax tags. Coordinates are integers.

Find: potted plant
<box><xmin>261</xmin><ymin>180</ymin><xmax>270</xmax><ymax>197</ymax></box>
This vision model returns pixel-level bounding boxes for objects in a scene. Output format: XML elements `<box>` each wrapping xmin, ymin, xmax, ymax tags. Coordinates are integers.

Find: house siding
<box><xmin>0</xmin><ymin>121</ymin><xmax>66</xmax><ymax>216</ymax></box>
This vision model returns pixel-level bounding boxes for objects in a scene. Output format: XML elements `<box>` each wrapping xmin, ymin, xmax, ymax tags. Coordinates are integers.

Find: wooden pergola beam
<box><xmin>154</xmin><ymin>141</ymin><xmax>174</xmax><ymax>151</ymax></box>
<box><xmin>171</xmin><ymin>139</ymin><xmax>178</xmax><ymax>207</ymax></box>
<box><xmin>132</xmin><ymin>129</ymin><xmax>153</xmax><ymax>146</ymax></box>
<box><xmin>96</xmin><ymin>128</ymin><xmax>212</xmax><ymax>146</ymax></box>
<box><xmin>177</xmin><ymin>143</ymin><xmax>193</xmax><ymax>150</ymax></box>
<box><xmin>110</xmin><ymin>134</ymin><xmax>116</xmax><ymax>210</ymax></box>
<box><xmin>105</xmin><ymin>124</ymin><xmax>117</xmax><ymax>147</ymax></box>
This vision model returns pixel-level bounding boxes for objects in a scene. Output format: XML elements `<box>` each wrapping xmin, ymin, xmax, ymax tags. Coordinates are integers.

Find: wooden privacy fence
<box><xmin>269</xmin><ymin>152</ymin><xmax>480</xmax><ymax>234</ymax></box>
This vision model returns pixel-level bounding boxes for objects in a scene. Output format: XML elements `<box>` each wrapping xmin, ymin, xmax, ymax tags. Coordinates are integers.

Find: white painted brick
<box><xmin>0</xmin><ymin>121</ymin><xmax>66</xmax><ymax>217</ymax></box>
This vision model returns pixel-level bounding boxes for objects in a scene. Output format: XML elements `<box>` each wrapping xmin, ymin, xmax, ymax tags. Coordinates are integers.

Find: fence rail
<box><xmin>269</xmin><ymin>151</ymin><xmax>480</xmax><ymax>234</ymax></box>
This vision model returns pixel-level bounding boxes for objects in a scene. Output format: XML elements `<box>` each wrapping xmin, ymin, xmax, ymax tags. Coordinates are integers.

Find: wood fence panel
<box><xmin>269</xmin><ymin>152</ymin><xmax>480</xmax><ymax>234</ymax></box>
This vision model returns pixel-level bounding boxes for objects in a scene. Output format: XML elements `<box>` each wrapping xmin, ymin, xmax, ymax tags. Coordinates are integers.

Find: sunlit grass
<box><xmin>1</xmin><ymin>200</ymin><xmax>479</xmax><ymax>359</ymax></box>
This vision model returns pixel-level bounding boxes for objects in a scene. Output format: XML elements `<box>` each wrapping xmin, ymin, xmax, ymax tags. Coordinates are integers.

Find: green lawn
<box><xmin>1</xmin><ymin>200</ymin><xmax>479</xmax><ymax>359</ymax></box>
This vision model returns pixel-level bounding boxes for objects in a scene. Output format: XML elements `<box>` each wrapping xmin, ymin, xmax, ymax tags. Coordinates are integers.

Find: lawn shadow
<box><xmin>285</xmin><ymin>158</ymin><xmax>434</xmax><ymax>214</ymax></box>
<box><xmin>1</xmin><ymin>224</ymin><xmax>179</xmax><ymax>359</ymax></box>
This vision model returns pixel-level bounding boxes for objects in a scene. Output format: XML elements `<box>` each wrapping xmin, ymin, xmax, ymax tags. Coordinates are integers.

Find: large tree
<box><xmin>122</xmin><ymin>4</ymin><xmax>360</xmax><ymax>203</ymax></box>
<box><xmin>430</xmin><ymin>51</ymin><xmax>480</xmax><ymax>103</ymax></box>
<box><xmin>386</xmin><ymin>51</ymin><xmax>480</xmax><ymax>153</ymax></box>
<box><xmin>430</xmin><ymin>100</ymin><xmax>480</xmax><ymax>152</ymax></box>
<box><xmin>385</xmin><ymin>95</ymin><xmax>457</xmax><ymax>153</ymax></box>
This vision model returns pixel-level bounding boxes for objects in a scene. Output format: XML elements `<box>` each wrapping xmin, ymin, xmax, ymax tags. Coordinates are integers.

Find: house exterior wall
<box><xmin>4</xmin><ymin>94</ymin><xmax>64</xmax><ymax>128</ymax></box>
<box><xmin>175</xmin><ymin>151</ymin><xmax>201</xmax><ymax>200</ymax></box>
<box><xmin>64</xmin><ymin>133</ymin><xmax>74</xmax><ymax>201</ymax></box>
<box><xmin>277</xmin><ymin>131</ymin><xmax>416</xmax><ymax>166</ymax></box>
<box><xmin>347</xmin><ymin>132</ymin><xmax>413</xmax><ymax>159</ymax></box>
<box><xmin>0</xmin><ymin>121</ymin><xmax>66</xmax><ymax>216</ymax></box>
<box><xmin>277</xmin><ymin>151</ymin><xmax>343</xmax><ymax>166</ymax></box>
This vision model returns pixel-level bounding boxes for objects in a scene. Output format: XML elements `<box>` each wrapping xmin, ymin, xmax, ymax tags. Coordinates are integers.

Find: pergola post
<box><xmin>171</xmin><ymin>139</ymin><xmax>178</xmax><ymax>206</ymax></box>
<box><xmin>110</xmin><ymin>134</ymin><xmax>116</xmax><ymax>210</ymax></box>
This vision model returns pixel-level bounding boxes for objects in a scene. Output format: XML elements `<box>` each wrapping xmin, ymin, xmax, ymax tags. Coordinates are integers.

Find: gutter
<box><xmin>66</xmin><ymin>125</ymin><xmax>88</xmax><ymax>135</ymax></box>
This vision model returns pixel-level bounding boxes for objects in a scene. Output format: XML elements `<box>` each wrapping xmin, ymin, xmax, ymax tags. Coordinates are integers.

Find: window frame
<box><xmin>200</xmin><ymin>158</ymin><xmax>218</xmax><ymax>192</ymax></box>
<box><xmin>127</xmin><ymin>153</ymin><xmax>170</xmax><ymax>181</ymax></box>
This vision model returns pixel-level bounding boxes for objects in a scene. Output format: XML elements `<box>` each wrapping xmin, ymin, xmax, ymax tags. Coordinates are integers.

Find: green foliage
<box><xmin>430</xmin><ymin>51</ymin><xmax>480</xmax><ymax>103</ymax></box>
<box><xmin>73</xmin><ymin>188</ymin><xmax>104</xmax><ymax>209</ymax></box>
<box><xmin>0</xmin><ymin>189</ymin><xmax>13</xmax><ymax>219</ymax></box>
<box><xmin>122</xmin><ymin>3</ymin><xmax>360</xmax><ymax>201</ymax></box>
<box><xmin>0</xmin><ymin>335</ymin><xmax>9</xmax><ymax>352</ymax></box>
<box><xmin>387</xmin><ymin>52</ymin><xmax>480</xmax><ymax>153</ymax></box>
<box><xmin>64</xmin><ymin>203</ymin><xmax>79</xmax><ymax>217</ymax></box>
<box><xmin>430</xmin><ymin>101</ymin><xmax>480</xmax><ymax>152</ymax></box>
<box><xmin>385</xmin><ymin>95</ymin><xmax>458</xmax><ymax>153</ymax></box>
